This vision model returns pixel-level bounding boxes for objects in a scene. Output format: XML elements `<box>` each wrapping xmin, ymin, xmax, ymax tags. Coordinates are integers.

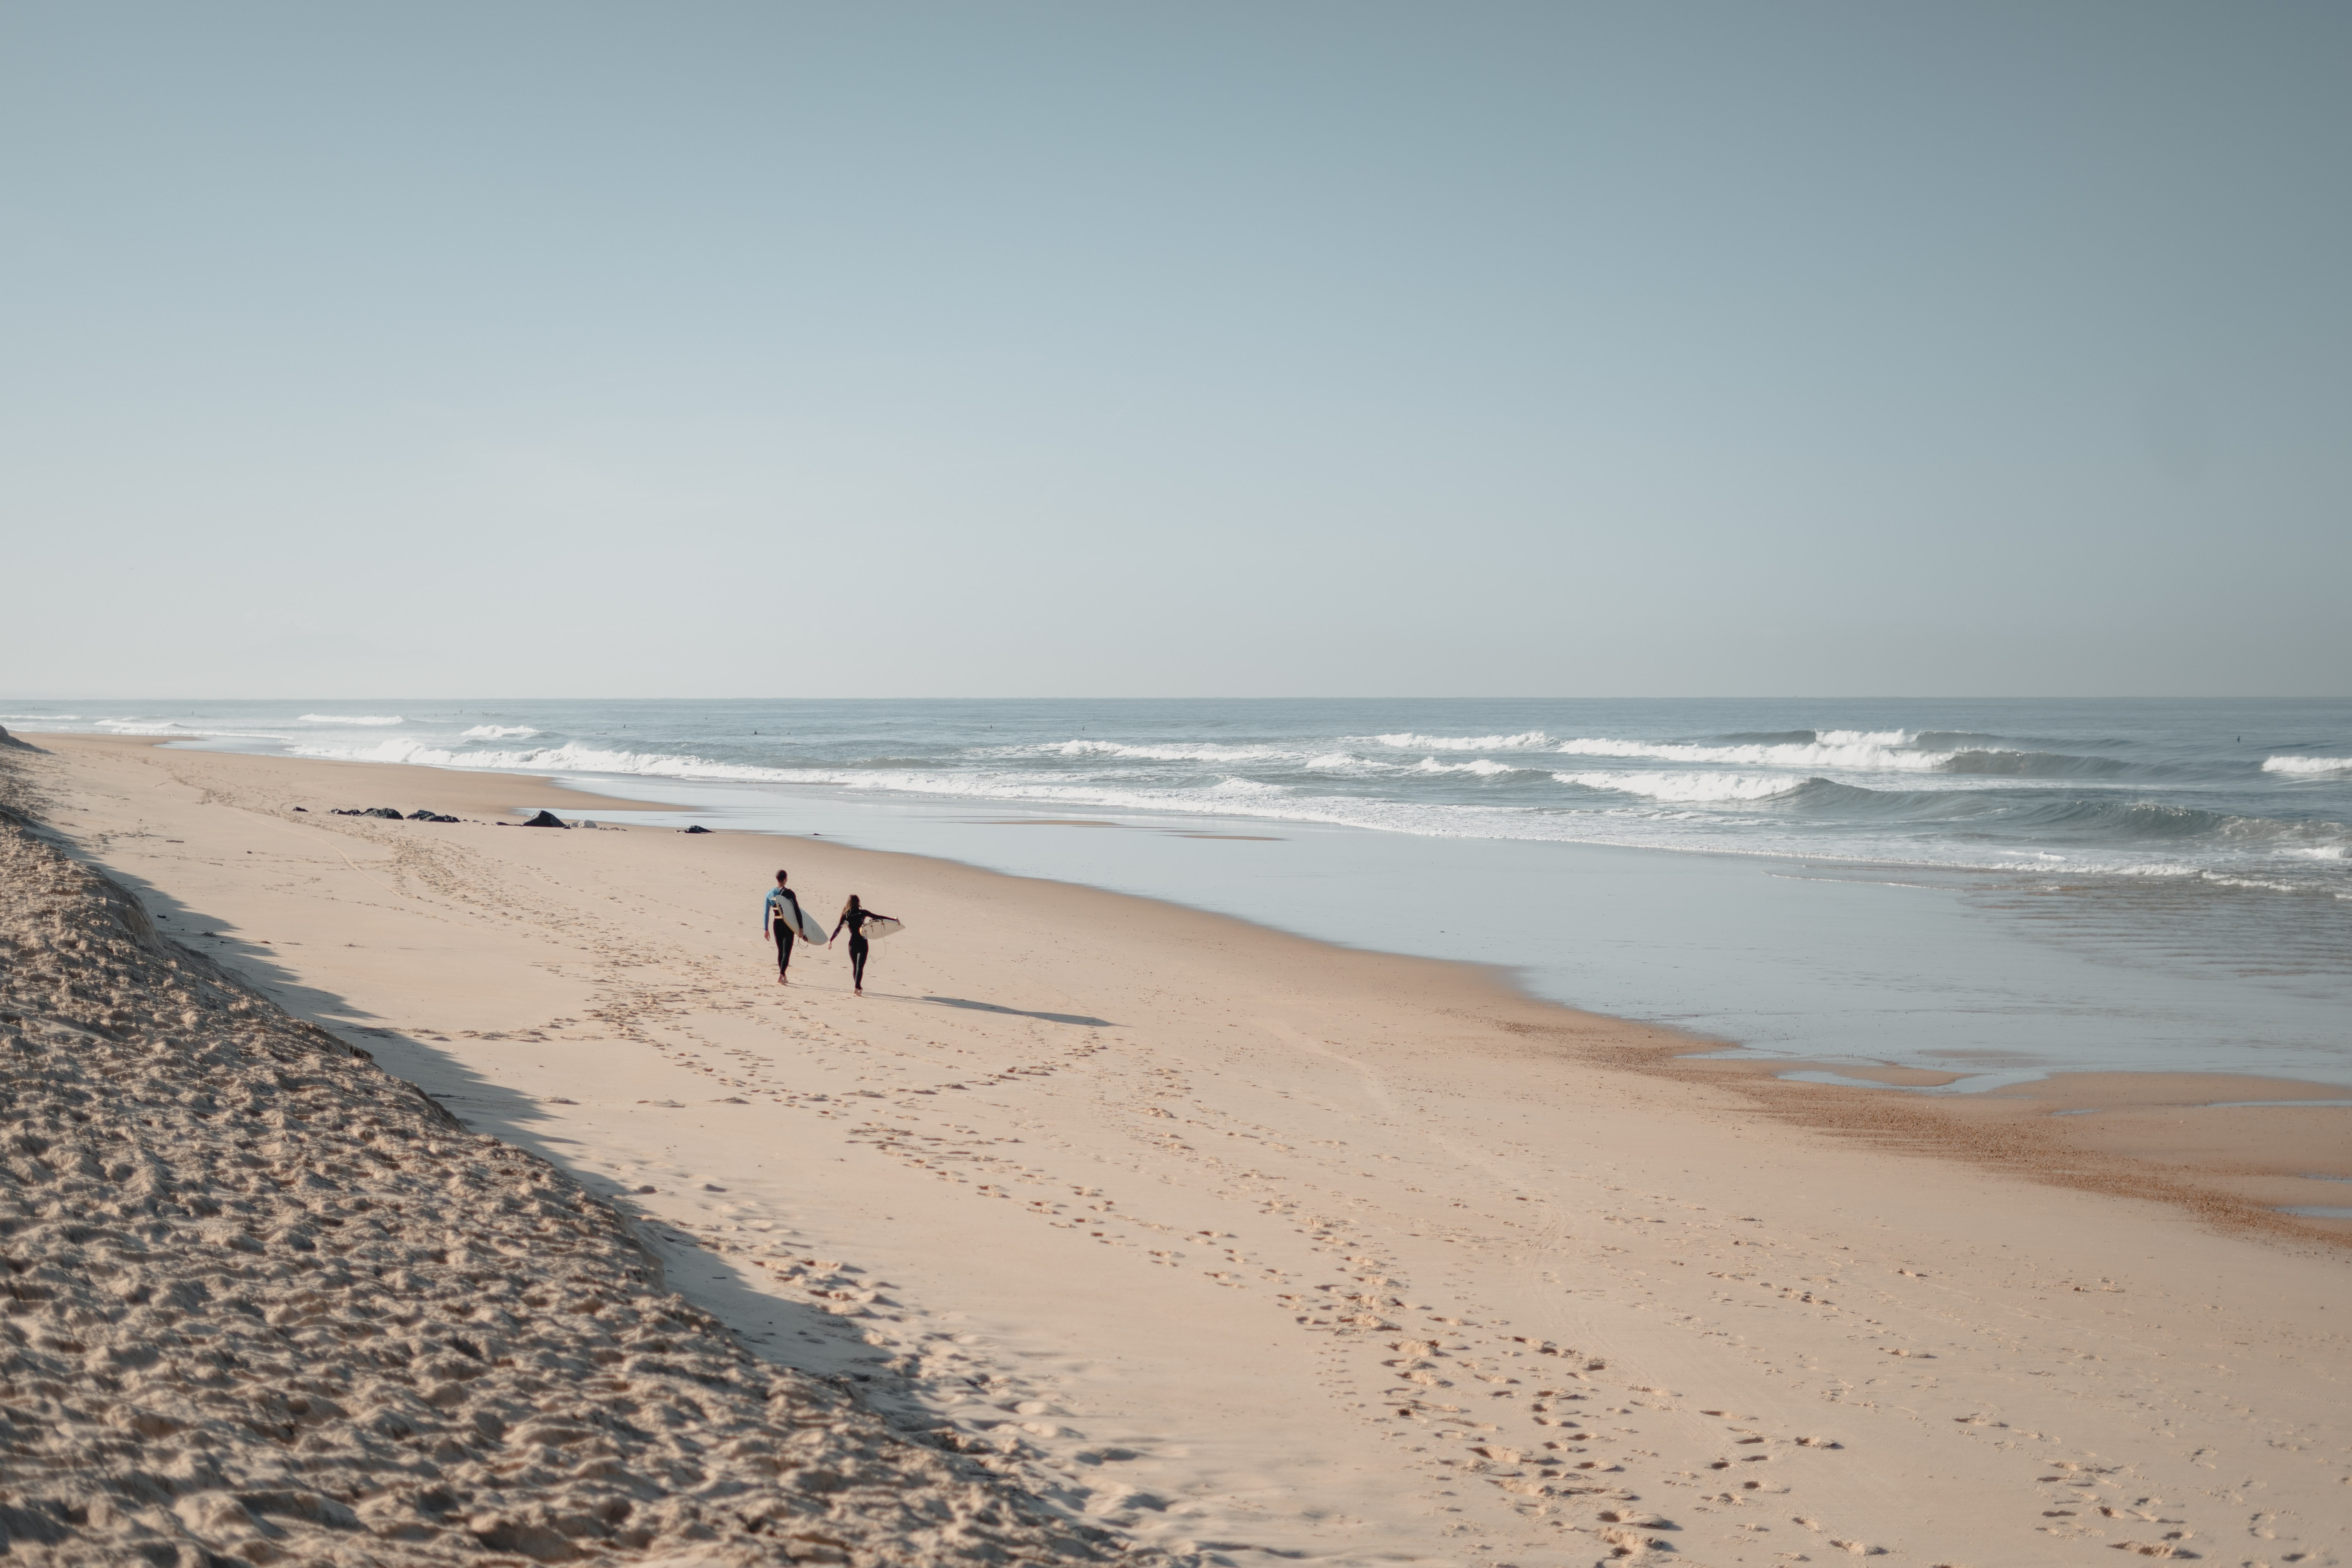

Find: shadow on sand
<box><xmin>918</xmin><ymin>995</ymin><xmax>1119</xmax><ymax>1028</ymax></box>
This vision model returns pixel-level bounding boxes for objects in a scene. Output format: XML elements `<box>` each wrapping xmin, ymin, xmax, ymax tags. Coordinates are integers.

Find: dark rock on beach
<box><xmin>682</xmin><ymin>824</ymin><xmax>713</xmax><ymax>834</ymax></box>
<box><xmin>519</xmin><ymin>809</ymin><xmax>569</xmax><ymax>828</ymax></box>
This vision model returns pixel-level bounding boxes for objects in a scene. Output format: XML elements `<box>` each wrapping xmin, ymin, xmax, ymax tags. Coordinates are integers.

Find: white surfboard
<box><xmin>775</xmin><ymin>896</ymin><xmax>827</xmax><ymax>943</ymax></box>
<box><xmin>860</xmin><ymin>916</ymin><xmax>904</xmax><ymax>943</ymax></box>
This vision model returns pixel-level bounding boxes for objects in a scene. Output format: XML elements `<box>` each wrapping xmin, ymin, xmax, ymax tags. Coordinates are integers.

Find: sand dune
<box><xmin>0</xmin><ymin>742</ymin><xmax>1130</xmax><ymax>1566</ymax></box>
<box><xmin>6</xmin><ymin>735</ymin><xmax>2348</xmax><ymax>1568</ymax></box>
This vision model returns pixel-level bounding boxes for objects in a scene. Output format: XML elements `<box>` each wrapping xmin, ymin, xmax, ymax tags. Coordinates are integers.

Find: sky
<box><xmin>3</xmin><ymin>1</ymin><xmax>2346</xmax><ymax>699</ymax></box>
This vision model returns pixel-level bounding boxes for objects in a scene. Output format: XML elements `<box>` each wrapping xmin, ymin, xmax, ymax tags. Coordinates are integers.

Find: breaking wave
<box><xmin>1552</xmin><ymin>732</ymin><xmax>1948</xmax><ymax>771</ymax></box>
<box><xmin>1028</xmin><ymin>739</ymin><xmax>1298</xmax><ymax>763</ymax></box>
<box><xmin>1414</xmin><ymin>758</ymin><xmax>1526</xmax><ymax>777</ymax></box>
<box><xmin>298</xmin><ymin>713</ymin><xmax>404</xmax><ymax>726</ymax></box>
<box><xmin>1552</xmin><ymin>732</ymin><xmax>2150</xmax><ymax>780</ymax></box>
<box><xmin>2265</xmin><ymin>756</ymin><xmax>2352</xmax><ymax>776</ymax></box>
<box><xmin>1556</xmin><ymin>771</ymin><xmax>1809</xmax><ymax>803</ymax></box>
<box><xmin>462</xmin><ymin>725</ymin><xmax>540</xmax><ymax>739</ymax></box>
<box><xmin>1934</xmin><ymin>750</ymin><xmax>2139</xmax><ymax>778</ymax></box>
<box><xmin>290</xmin><ymin>739</ymin><xmax>806</xmax><ymax>783</ymax></box>
<box><xmin>1369</xmin><ymin>731</ymin><xmax>1556</xmax><ymax>751</ymax></box>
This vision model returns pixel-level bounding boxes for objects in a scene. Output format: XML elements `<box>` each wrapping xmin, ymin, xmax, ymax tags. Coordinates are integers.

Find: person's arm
<box><xmin>828</xmin><ymin>915</ymin><xmax>844</xmax><ymax>944</ymax></box>
<box><xmin>761</xmin><ymin>890</ymin><xmax>774</xmax><ymax>934</ymax></box>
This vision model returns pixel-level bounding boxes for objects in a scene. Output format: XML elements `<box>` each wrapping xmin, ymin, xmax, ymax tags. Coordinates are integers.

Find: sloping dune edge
<box><xmin>0</xmin><ymin>748</ymin><xmax>1145</xmax><ymax>1566</ymax></box>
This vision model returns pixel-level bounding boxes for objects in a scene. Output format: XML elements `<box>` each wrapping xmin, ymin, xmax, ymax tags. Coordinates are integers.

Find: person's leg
<box><xmin>849</xmin><ymin>936</ymin><xmax>868</xmax><ymax>992</ymax></box>
<box><xmin>774</xmin><ymin>927</ymin><xmax>795</xmax><ymax>981</ymax></box>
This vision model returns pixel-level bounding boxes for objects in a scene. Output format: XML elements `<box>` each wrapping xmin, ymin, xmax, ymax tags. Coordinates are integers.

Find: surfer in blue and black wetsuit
<box><xmin>828</xmin><ymin>894</ymin><xmax>894</xmax><ymax>996</ymax></box>
<box><xmin>762</xmin><ymin>870</ymin><xmax>809</xmax><ymax>984</ymax></box>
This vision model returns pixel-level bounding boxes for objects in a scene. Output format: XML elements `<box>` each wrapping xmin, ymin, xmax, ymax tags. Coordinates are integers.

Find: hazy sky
<box><xmin>4</xmin><ymin>2</ymin><xmax>2346</xmax><ymax>698</ymax></box>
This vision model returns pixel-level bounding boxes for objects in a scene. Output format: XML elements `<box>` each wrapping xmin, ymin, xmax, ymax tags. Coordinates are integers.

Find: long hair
<box><xmin>838</xmin><ymin>893</ymin><xmax>861</xmax><ymax>921</ymax></box>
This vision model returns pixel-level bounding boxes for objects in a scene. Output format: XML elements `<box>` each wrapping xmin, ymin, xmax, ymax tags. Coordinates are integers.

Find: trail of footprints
<box><xmin>565</xmin><ymin>978</ymin><xmax>1877</xmax><ymax>1561</ymax></box>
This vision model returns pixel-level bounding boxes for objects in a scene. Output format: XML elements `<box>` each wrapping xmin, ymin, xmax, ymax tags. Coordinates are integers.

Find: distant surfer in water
<box><xmin>829</xmin><ymin>894</ymin><xmax>894</xmax><ymax>995</ymax></box>
<box><xmin>762</xmin><ymin>870</ymin><xmax>809</xmax><ymax>984</ymax></box>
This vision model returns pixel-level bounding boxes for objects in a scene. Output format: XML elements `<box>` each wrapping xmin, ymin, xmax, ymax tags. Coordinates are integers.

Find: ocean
<box><xmin>11</xmin><ymin>697</ymin><xmax>2349</xmax><ymax>1089</ymax></box>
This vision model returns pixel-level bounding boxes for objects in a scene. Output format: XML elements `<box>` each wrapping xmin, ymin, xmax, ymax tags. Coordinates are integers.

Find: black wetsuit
<box><xmin>839</xmin><ymin>906</ymin><xmax>890</xmax><ymax>990</ymax></box>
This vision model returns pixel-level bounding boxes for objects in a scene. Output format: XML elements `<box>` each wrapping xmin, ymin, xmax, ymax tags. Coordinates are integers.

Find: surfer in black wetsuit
<box><xmin>762</xmin><ymin>870</ymin><xmax>809</xmax><ymax>984</ymax></box>
<box><xmin>828</xmin><ymin>894</ymin><xmax>893</xmax><ymax>995</ymax></box>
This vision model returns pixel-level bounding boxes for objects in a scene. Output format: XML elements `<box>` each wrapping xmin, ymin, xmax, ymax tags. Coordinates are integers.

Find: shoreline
<box><xmin>46</xmin><ymin>733</ymin><xmax>2352</xmax><ymax>1245</ymax></box>
<box><xmin>14</xmin><ymin>733</ymin><xmax>2352</xmax><ymax>1563</ymax></box>
<box><xmin>25</xmin><ymin>719</ymin><xmax>2352</xmax><ymax>1098</ymax></box>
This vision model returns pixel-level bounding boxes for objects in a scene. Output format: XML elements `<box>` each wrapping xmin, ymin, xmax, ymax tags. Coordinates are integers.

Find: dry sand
<box><xmin>6</xmin><ymin>735</ymin><xmax>2347</xmax><ymax>1568</ymax></box>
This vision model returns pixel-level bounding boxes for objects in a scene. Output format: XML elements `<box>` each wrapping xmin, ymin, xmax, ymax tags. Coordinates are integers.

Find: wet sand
<box><xmin>12</xmin><ymin>733</ymin><xmax>2350</xmax><ymax>1566</ymax></box>
<box><xmin>1612</xmin><ymin>1054</ymin><xmax>2352</xmax><ymax>1246</ymax></box>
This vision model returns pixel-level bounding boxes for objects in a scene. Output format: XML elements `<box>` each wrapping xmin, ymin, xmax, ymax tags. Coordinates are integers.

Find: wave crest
<box><xmin>1556</xmin><ymin>771</ymin><xmax>1809</xmax><ymax>803</ymax></box>
<box><xmin>1553</xmin><ymin>734</ymin><xmax>1947</xmax><ymax>771</ymax></box>
<box><xmin>1369</xmin><ymin>731</ymin><xmax>1554</xmax><ymax>751</ymax></box>
<box><xmin>298</xmin><ymin>713</ymin><xmax>405</xmax><ymax>725</ymax></box>
<box><xmin>1030</xmin><ymin>739</ymin><xmax>1292</xmax><ymax>763</ymax></box>
<box><xmin>2264</xmin><ymin>756</ymin><xmax>2352</xmax><ymax>776</ymax></box>
<box><xmin>1935</xmin><ymin>750</ymin><xmax>2137</xmax><ymax>778</ymax></box>
<box><xmin>291</xmin><ymin>739</ymin><xmax>804</xmax><ymax>783</ymax></box>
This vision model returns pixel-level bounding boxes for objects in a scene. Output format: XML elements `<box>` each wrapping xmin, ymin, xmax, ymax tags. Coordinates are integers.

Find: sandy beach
<box><xmin>6</xmin><ymin>734</ymin><xmax>2347</xmax><ymax>1568</ymax></box>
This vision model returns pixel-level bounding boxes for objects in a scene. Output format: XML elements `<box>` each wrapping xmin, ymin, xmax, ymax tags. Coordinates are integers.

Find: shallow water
<box><xmin>11</xmin><ymin>697</ymin><xmax>2349</xmax><ymax>1089</ymax></box>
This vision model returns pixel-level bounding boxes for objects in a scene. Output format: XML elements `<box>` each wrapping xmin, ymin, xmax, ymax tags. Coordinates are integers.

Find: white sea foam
<box><xmin>1369</xmin><ymin>731</ymin><xmax>1554</xmax><ymax>751</ymax></box>
<box><xmin>1552</xmin><ymin>734</ymin><xmax>1950</xmax><ymax>771</ymax></box>
<box><xmin>89</xmin><ymin>719</ymin><xmax>297</xmax><ymax>741</ymax></box>
<box><xmin>298</xmin><ymin>713</ymin><xmax>405</xmax><ymax>725</ymax></box>
<box><xmin>0</xmin><ymin>713</ymin><xmax>80</xmax><ymax>721</ymax></box>
<box><xmin>96</xmin><ymin>719</ymin><xmax>194</xmax><ymax>732</ymax></box>
<box><xmin>2200</xmin><ymin>872</ymin><xmax>2311</xmax><ymax>894</ymax></box>
<box><xmin>462</xmin><ymin>725</ymin><xmax>540</xmax><ymax>739</ymax></box>
<box><xmin>2263</xmin><ymin>755</ymin><xmax>2352</xmax><ymax>776</ymax></box>
<box><xmin>1555</xmin><ymin>771</ymin><xmax>1810</xmax><ymax>802</ymax></box>
<box><xmin>291</xmin><ymin>739</ymin><xmax>807</xmax><ymax>783</ymax></box>
<box><xmin>1031</xmin><ymin>739</ymin><xmax>1297</xmax><ymax>763</ymax></box>
<box><xmin>1414</xmin><ymin>757</ymin><xmax>1523</xmax><ymax>776</ymax></box>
